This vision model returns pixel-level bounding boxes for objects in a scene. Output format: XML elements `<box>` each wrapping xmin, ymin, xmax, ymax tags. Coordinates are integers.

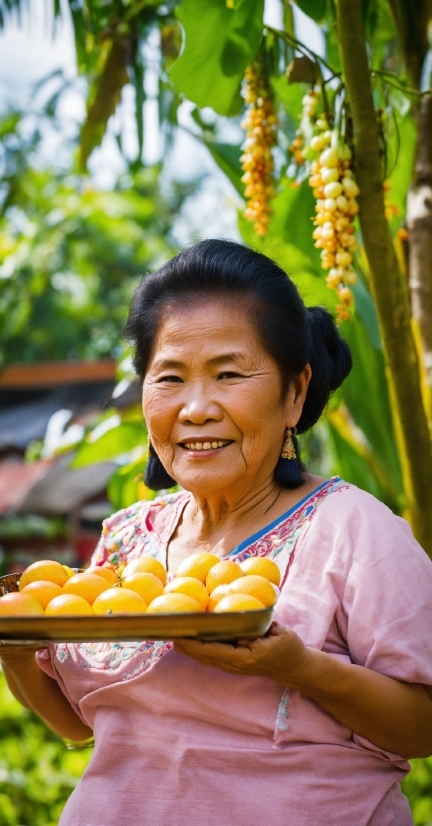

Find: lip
<box><xmin>177</xmin><ymin>437</ymin><xmax>233</xmax><ymax>445</ymax></box>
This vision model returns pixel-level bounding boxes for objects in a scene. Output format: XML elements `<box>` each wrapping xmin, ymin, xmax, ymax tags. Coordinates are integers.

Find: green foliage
<box><xmin>295</xmin><ymin>0</ymin><xmax>328</xmax><ymax>23</ymax></box>
<box><xmin>0</xmin><ymin>669</ymin><xmax>91</xmax><ymax>826</ymax></box>
<box><xmin>170</xmin><ymin>0</ymin><xmax>265</xmax><ymax>116</ymax></box>
<box><xmin>402</xmin><ymin>757</ymin><xmax>432</xmax><ymax>826</ymax></box>
<box><xmin>0</xmin><ymin>112</ymin><xmax>180</xmax><ymax>367</ymax></box>
<box><xmin>71</xmin><ymin>421</ymin><xmax>147</xmax><ymax>469</ymax></box>
<box><xmin>0</xmin><ymin>0</ymin><xmax>427</xmax><ymax>517</ymax></box>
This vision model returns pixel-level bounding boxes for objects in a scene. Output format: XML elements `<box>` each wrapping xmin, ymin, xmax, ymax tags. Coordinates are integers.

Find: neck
<box><xmin>187</xmin><ymin>476</ymin><xmax>283</xmax><ymax>539</ymax></box>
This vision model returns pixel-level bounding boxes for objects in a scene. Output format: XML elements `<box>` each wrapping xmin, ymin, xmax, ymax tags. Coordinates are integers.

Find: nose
<box><xmin>178</xmin><ymin>384</ymin><xmax>223</xmax><ymax>425</ymax></box>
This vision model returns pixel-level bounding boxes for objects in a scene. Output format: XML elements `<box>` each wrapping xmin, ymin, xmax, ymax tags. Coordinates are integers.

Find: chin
<box><xmin>174</xmin><ymin>469</ymin><xmax>237</xmax><ymax>496</ymax></box>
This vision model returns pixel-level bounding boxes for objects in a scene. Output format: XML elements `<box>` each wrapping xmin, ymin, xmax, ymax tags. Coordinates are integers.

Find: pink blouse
<box><xmin>37</xmin><ymin>478</ymin><xmax>432</xmax><ymax>826</ymax></box>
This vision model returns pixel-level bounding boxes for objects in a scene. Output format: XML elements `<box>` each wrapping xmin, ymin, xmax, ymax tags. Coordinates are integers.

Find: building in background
<box><xmin>0</xmin><ymin>359</ymin><xmax>118</xmax><ymax>573</ymax></box>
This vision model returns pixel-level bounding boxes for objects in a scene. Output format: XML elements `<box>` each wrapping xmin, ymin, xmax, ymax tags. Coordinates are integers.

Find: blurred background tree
<box><xmin>0</xmin><ymin>0</ymin><xmax>432</xmax><ymax>823</ymax></box>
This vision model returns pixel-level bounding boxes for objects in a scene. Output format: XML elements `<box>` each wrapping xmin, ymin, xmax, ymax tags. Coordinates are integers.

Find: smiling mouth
<box><xmin>180</xmin><ymin>440</ymin><xmax>233</xmax><ymax>451</ymax></box>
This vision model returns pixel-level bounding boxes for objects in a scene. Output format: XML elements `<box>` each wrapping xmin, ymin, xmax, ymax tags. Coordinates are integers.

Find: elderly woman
<box><xmin>1</xmin><ymin>240</ymin><xmax>432</xmax><ymax>826</ymax></box>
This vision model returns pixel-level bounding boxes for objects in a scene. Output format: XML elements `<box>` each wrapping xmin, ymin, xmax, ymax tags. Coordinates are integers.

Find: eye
<box><xmin>157</xmin><ymin>375</ymin><xmax>183</xmax><ymax>383</ymax></box>
<box><xmin>217</xmin><ymin>371</ymin><xmax>242</xmax><ymax>379</ymax></box>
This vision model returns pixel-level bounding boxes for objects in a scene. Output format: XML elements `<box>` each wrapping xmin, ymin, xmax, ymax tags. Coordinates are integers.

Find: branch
<box><xmin>337</xmin><ymin>0</ymin><xmax>432</xmax><ymax>557</ymax></box>
<box><xmin>265</xmin><ymin>25</ymin><xmax>340</xmax><ymax>79</ymax></box>
<box><xmin>371</xmin><ymin>70</ymin><xmax>431</xmax><ymax>98</ymax></box>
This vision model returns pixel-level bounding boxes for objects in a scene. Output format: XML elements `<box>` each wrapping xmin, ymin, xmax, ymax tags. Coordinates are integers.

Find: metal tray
<box><xmin>0</xmin><ymin>573</ymin><xmax>273</xmax><ymax>643</ymax></box>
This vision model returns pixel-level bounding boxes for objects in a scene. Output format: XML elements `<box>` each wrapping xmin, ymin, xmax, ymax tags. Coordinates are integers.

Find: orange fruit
<box><xmin>205</xmin><ymin>560</ymin><xmax>244</xmax><ymax>593</ymax></box>
<box><xmin>214</xmin><ymin>594</ymin><xmax>265</xmax><ymax>613</ymax></box>
<box><xmin>63</xmin><ymin>573</ymin><xmax>110</xmax><ymax>605</ymax></box>
<box><xmin>207</xmin><ymin>584</ymin><xmax>232</xmax><ymax>612</ymax></box>
<box><xmin>21</xmin><ymin>580</ymin><xmax>63</xmax><ymax>610</ymax></box>
<box><xmin>19</xmin><ymin>559</ymin><xmax>69</xmax><ymax>590</ymax></box>
<box><xmin>164</xmin><ymin>576</ymin><xmax>208</xmax><ymax>610</ymax></box>
<box><xmin>0</xmin><ymin>592</ymin><xmax>45</xmax><ymax>616</ymax></box>
<box><xmin>45</xmin><ymin>594</ymin><xmax>94</xmax><ymax>616</ymax></box>
<box><xmin>146</xmin><ymin>593</ymin><xmax>202</xmax><ymax>614</ymax></box>
<box><xmin>239</xmin><ymin>557</ymin><xmax>281</xmax><ymax>586</ymax></box>
<box><xmin>224</xmin><ymin>575</ymin><xmax>277</xmax><ymax>608</ymax></box>
<box><xmin>92</xmin><ymin>587</ymin><xmax>147</xmax><ymax>615</ymax></box>
<box><xmin>87</xmin><ymin>566</ymin><xmax>119</xmax><ymax>587</ymax></box>
<box><xmin>122</xmin><ymin>556</ymin><xmax>167</xmax><ymax>586</ymax></box>
<box><xmin>175</xmin><ymin>552</ymin><xmax>219</xmax><ymax>583</ymax></box>
<box><xmin>62</xmin><ymin>565</ymin><xmax>76</xmax><ymax>579</ymax></box>
<box><xmin>122</xmin><ymin>572</ymin><xmax>164</xmax><ymax>605</ymax></box>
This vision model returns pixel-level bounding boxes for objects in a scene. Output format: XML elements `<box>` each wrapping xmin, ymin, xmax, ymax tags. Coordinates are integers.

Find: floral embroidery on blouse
<box><xmin>227</xmin><ymin>477</ymin><xmax>348</xmax><ymax>580</ymax></box>
<box><xmin>54</xmin><ymin>639</ymin><xmax>173</xmax><ymax>676</ymax></box>
<box><xmin>91</xmin><ymin>492</ymin><xmax>182</xmax><ymax>568</ymax></box>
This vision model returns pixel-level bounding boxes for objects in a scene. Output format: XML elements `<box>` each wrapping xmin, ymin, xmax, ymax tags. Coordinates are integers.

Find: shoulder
<box><xmin>101</xmin><ymin>491</ymin><xmax>185</xmax><ymax>534</ymax></box>
<box><xmin>92</xmin><ymin>491</ymin><xmax>189</xmax><ymax>566</ymax></box>
<box><xmin>304</xmin><ymin>480</ymin><xmax>430</xmax><ymax>569</ymax></box>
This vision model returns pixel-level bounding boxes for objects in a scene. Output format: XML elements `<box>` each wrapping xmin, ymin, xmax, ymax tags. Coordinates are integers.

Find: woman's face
<box><xmin>142</xmin><ymin>299</ymin><xmax>310</xmax><ymax>497</ymax></box>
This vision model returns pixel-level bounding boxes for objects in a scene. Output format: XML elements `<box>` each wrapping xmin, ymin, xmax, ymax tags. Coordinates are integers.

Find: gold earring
<box><xmin>281</xmin><ymin>427</ymin><xmax>296</xmax><ymax>460</ymax></box>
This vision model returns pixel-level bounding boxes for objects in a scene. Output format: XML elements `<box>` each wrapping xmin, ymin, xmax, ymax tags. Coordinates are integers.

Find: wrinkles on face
<box><xmin>142</xmin><ymin>300</ymin><xmax>303</xmax><ymax>504</ymax></box>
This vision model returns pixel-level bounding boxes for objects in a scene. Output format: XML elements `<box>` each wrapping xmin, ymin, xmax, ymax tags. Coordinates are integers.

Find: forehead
<box><xmin>149</xmin><ymin>299</ymin><xmax>267</xmax><ymax>365</ymax></box>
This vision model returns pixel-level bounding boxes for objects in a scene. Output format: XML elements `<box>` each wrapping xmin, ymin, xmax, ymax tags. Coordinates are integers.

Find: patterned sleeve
<box><xmin>90</xmin><ymin>500</ymin><xmax>151</xmax><ymax>567</ymax></box>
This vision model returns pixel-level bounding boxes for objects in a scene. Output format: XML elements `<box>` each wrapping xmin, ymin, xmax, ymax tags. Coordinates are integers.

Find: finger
<box><xmin>176</xmin><ymin>638</ymin><xmax>236</xmax><ymax>657</ymax></box>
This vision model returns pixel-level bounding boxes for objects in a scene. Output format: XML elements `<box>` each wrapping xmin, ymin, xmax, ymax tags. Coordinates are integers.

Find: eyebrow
<box><xmin>152</xmin><ymin>353</ymin><xmax>245</xmax><ymax>370</ymax></box>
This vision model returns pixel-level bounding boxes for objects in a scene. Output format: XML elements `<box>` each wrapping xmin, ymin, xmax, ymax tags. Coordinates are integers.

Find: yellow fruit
<box><xmin>214</xmin><ymin>594</ymin><xmax>265</xmax><ymax>613</ymax></box>
<box><xmin>122</xmin><ymin>556</ymin><xmax>167</xmax><ymax>586</ymax></box>
<box><xmin>164</xmin><ymin>577</ymin><xmax>208</xmax><ymax>610</ymax></box>
<box><xmin>207</xmin><ymin>584</ymin><xmax>232</xmax><ymax>612</ymax></box>
<box><xmin>45</xmin><ymin>594</ymin><xmax>94</xmax><ymax>616</ymax></box>
<box><xmin>62</xmin><ymin>565</ymin><xmax>75</xmax><ymax>579</ymax></box>
<box><xmin>63</xmin><ymin>573</ymin><xmax>110</xmax><ymax>605</ymax></box>
<box><xmin>239</xmin><ymin>557</ymin><xmax>281</xmax><ymax>587</ymax></box>
<box><xmin>320</xmin><ymin>148</ymin><xmax>338</xmax><ymax>168</ymax></box>
<box><xmin>146</xmin><ymin>593</ymin><xmax>202</xmax><ymax>614</ymax></box>
<box><xmin>92</xmin><ymin>588</ymin><xmax>147</xmax><ymax>615</ymax></box>
<box><xmin>0</xmin><ymin>592</ymin><xmax>45</xmax><ymax>616</ymax></box>
<box><xmin>224</xmin><ymin>575</ymin><xmax>277</xmax><ymax>608</ymax></box>
<box><xmin>21</xmin><ymin>580</ymin><xmax>63</xmax><ymax>609</ymax></box>
<box><xmin>122</xmin><ymin>572</ymin><xmax>164</xmax><ymax>605</ymax></box>
<box><xmin>19</xmin><ymin>560</ymin><xmax>69</xmax><ymax>590</ymax></box>
<box><xmin>205</xmin><ymin>560</ymin><xmax>244</xmax><ymax>594</ymax></box>
<box><xmin>175</xmin><ymin>552</ymin><xmax>219</xmax><ymax>583</ymax></box>
<box><xmin>87</xmin><ymin>566</ymin><xmax>119</xmax><ymax>587</ymax></box>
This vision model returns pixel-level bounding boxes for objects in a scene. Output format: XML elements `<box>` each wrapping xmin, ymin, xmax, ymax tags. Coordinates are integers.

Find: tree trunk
<box><xmin>336</xmin><ymin>0</ymin><xmax>432</xmax><ymax>557</ymax></box>
<box><xmin>407</xmin><ymin>95</ymin><xmax>432</xmax><ymax>416</ymax></box>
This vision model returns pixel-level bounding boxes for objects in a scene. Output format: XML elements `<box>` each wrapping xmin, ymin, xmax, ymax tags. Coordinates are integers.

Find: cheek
<box><xmin>142</xmin><ymin>387</ymin><xmax>176</xmax><ymax>440</ymax></box>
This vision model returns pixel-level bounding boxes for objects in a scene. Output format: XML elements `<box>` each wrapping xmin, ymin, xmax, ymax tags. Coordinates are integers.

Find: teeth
<box><xmin>184</xmin><ymin>440</ymin><xmax>230</xmax><ymax>451</ymax></box>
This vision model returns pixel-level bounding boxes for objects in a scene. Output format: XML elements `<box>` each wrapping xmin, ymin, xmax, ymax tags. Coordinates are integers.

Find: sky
<box><xmin>0</xmin><ymin>0</ymin><xmax>323</xmax><ymax>243</ymax></box>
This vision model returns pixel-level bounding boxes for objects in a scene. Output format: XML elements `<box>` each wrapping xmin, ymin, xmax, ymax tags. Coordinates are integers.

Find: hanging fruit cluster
<box><xmin>240</xmin><ymin>58</ymin><xmax>277</xmax><ymax>236</ymax></box>
<box><xmin>289</xmin><ymin>88</ymin><xmax>360</xmax><ymax>322</ymax></box>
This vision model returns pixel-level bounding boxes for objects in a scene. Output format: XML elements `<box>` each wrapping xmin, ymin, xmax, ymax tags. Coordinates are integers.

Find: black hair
<box><xmin>124</xmin><ymin>239</ymin><xmax>352</xmax><ymax>490</ymax></box>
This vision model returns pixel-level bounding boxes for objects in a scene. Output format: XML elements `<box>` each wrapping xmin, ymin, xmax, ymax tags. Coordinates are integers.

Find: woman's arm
<box><xmin>0</xmin><ymin>646</ymin><xmax>93</xmax><ymax>742</ymax></box>
<box><xmin>174</xmin><ymin>623</ymin><xmax>432</xmax><ymax>759</ymax></box>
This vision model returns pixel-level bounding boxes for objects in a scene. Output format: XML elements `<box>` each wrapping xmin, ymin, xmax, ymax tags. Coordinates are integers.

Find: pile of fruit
<box><xmin>0</xmin><ymin>554</ymin><xmax>281</xmax><ymax>616</ymax></box>
<box><xmin>240</xmin><ymin>56</ymin><xmax>277</xmax><ymax>237</ymax></box>
<box><xmin>288</xmin><ymin>86</ymin><xmax>360</xmax><ymax>322</ymax></box>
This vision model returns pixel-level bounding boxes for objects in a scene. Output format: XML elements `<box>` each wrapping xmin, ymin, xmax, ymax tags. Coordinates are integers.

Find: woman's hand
<box><xmin>0</xmin><ymin>642</ymin><xmax>93</xmax><ymax>742</ymax></box>
<box><xmin>174</xmin><ymin>623</ymin><xmax>432</xmax><ymax>758</ymax></box>
<box><xmin>173</xmin><ymin>622</ymin><xmax>310</xmax><ymax>685</ymax></box>
<box><xmin>0</xmin><ymin>642</ymin><xmax>47</xmax><ymax>666</ymax></box>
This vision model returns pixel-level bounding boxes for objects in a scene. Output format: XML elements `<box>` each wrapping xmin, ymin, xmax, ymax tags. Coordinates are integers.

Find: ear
<box><xmin>286</xmin><ymin>364</ymin><xmax>312</xmax><ymax>426</ymax></box>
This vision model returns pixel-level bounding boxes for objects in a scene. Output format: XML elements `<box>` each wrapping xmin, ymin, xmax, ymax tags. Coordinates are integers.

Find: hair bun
<box><xmin>297</xmin><ymin>306</ymin><xmax>352</xmax><ymax>433</ymax></box>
